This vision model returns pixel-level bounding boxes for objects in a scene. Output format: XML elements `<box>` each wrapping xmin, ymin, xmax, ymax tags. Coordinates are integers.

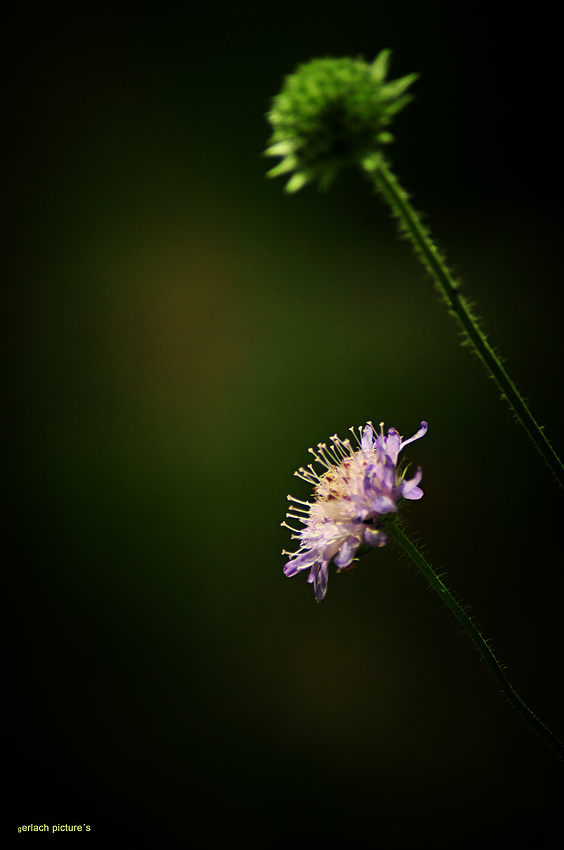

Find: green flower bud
<box><xmin>265</xmin><ymin>51</ymin><xmax>417</xmax><ymax>192</ymax></box>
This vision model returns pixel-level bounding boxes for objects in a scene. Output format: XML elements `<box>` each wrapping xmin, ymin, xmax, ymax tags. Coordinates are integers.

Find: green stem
<box><xmin>383</xmin><ymin>517</ymin><xmax>564</xmax><ymax>758</ymax></box>
<box><xmin>363</xmin><ymin>155</ymin><xmax>564</xmax><ymax>489</ymax></box>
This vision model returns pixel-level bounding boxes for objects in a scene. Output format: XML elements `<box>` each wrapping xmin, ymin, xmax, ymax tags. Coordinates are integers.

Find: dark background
<box><xmin>6</xmin><ymin>2</ymin><xmax>563</xmax><ymax>844</ymax></box>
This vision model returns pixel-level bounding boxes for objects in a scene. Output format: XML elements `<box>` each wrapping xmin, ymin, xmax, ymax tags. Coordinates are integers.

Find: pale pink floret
<box><xmin>282</xmin><ymin>421</ymin><xmax>427</xmax><ymax>601</ymax></box>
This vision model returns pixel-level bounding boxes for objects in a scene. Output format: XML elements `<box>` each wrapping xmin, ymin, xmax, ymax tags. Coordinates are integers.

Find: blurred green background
<box><xmin>6</xmin><ymin>2</ymin><xmax>563</xmax><ymax>843</ymax></box>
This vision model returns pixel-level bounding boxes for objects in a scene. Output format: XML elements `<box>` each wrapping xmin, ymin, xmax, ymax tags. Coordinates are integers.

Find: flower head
<box><xmin>265</xmin><ymin>51</ymin><xmax>418</xmax><ymax>192</ymax></box>
<box><xmin>282</xmin><ymin>420</ymin><xmax>427</xmax><ymax>601</ymax></box>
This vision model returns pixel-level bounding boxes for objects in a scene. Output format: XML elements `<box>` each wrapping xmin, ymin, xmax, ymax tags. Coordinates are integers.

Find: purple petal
<box><xmin>361</xmin><ymin>423</ymin><xmax>375</xmax><ymax>452</ymax></box>
<box><xmin>370</xmin><ymin>495</ymin><xmax>397</xmax><ymax>514</ymax></box>
<box><xmin>333</xmin><ymin>537</ymin><xmax>360</xmax><ymax>567</ymax></box>
<box><xmin>400</xmin><ymin>468</ymin><xmax>424</xmax><ymax>500</ymax></box>
<box><xmin>403</xmin><ymin>486</ymin><xmax>424</xmax><ymax>500</ymax></box>
<box><xmin>284</xmin><ymin>549</ymin><xmax>319</xmax><ymax>574</ymax></box>
<box><xmin>384</xmin><ymin>428</ymin><xmax>402</xmax><ymax>462</ymax></box>
<box><xmin>362</xmin><ymin>527</ymin><xmax>388</xmax><ymax>548</ymax></box>
<box><xmin>399</xmin><ymin>421</ymin><xmax>428</xmax><ymax>452</ymax></box>
<box><xmin>307</xmin><ymin>561</ymin><xmax>329</xmax><ymax>602</ymax></box>
<box><xmin>380</xmin><ymin>457</ymin><xmax>396</xmax><ymax>490</ymax></box>
<box><xmin>283</xmin><ymin>562</ymin><xmax>302</xmax><ymax>577</ymax></box>
<box><xmin>401</xmin><ymin>467</ymin><xmax>421</xmax><ymax>491</ymax></box>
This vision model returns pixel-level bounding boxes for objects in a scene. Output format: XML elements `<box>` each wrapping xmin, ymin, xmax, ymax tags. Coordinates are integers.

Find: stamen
<box><xmin>295</xmin><ymin>466</ymin><xmax>320</xmax><ymax>484</ymax></box>
<box><xmin>308</xmin><ymin>446</ymin><xmax>332</xmax><ymax>471</ymax></box>
<box><xmin>330</xmin><ymin>435</ymin><xmax>349</xmax><ymax>460</ymax></box>
<box><xmin>342</xmin><ymin>438</ymin><xmax>355</xmax><ymax>457</ymax></box>
<box><xmin>324</xmin><ymin>441</ymin><xmax>343</xmax><ymax>465</ymax></box>
<box><xmin>287</xmin><ymin>495</ymin><xmax>312</xmax><ymax>506</ymax></box>
<box><xmin>287</xmin><ymin>505</ymin><xmax>310</xmax><ymax>516</ymax></box>
<box><xmin>349</xmin><ymin>425</ymin><xmax>361</xmax><ymax>447</ymax></box>
<box><xmin>317</xmin><ymin>442</ymin><xmax>339</xmax><ymax>469</ymax></box>
<box><xmin>281</xmin><ymin>521</ymin><xmax>301</xmax><ymax>534</ymax></box>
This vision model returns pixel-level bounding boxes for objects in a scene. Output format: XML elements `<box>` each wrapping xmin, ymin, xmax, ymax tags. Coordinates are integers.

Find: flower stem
<box><xmin>363</xmin><ymin>155</ymin><xmax>564</xmax><ymax>489</ymax></box>
<box><xmin>382</xmin><ymin>517</ymin><xmax>563</xmax><ymax>758</ymax></box>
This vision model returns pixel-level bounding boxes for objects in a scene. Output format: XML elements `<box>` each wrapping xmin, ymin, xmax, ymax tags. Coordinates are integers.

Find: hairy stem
<box><xmin>363</xmin><ymin>155</ymin><xmax>564</xmax><ymax>489</ymax></box>
<box><xmin>383</xmin><ymin>517</ymin><xmax>563</xmax><ymax>758</ymax></box>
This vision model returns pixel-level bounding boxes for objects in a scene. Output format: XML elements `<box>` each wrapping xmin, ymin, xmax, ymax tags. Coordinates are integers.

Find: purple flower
<box><xmin>282</xmin><ymin>421</ymin><xmax>427</xmax><ymax>601</ymax></box>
